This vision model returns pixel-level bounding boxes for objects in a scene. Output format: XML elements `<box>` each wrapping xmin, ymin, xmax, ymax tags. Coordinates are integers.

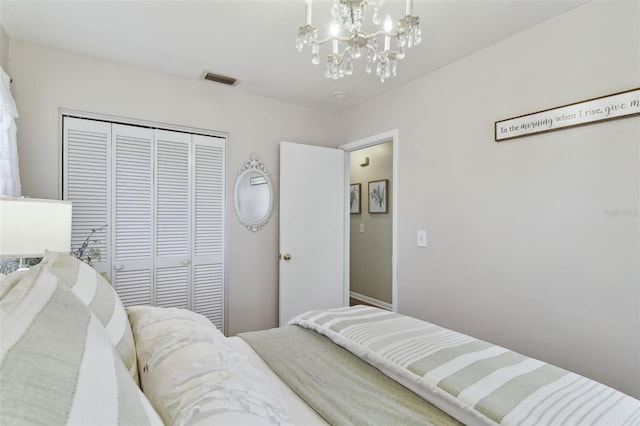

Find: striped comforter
<box><xmin>289</xmin><ymin>306</ymin><xmax>640</xmax><ymax>426</ymax></box>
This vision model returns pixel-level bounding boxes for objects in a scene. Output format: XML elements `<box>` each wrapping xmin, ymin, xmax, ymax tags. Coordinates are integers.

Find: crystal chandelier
<box><xmin>296</xmin><ymin>0</ymin><xmax>422</xmax><ymax>82</ymax></box>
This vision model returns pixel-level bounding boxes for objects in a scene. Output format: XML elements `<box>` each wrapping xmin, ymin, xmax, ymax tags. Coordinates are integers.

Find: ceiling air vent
<box><xmin>202</xmin><ymin>71</ymin><xmax>237</xmax><ymax>86</ymax></box>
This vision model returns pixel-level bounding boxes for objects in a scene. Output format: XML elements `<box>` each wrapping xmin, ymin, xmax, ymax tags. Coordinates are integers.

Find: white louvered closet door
<box><xmin>63</xmin><ymin>117</ymin><xmax>111</xmax><ymax>275</ymax></box>
<box><xmin>155</xmin><ymin>129</ymin><xmax>191</xmax><ymax>310</ymax></box>
<box><xmin>111</xmin><ymin>124</ymin><xmax>155</xmax><ymax>306</ymax></box>
<box><xmin>63</xmin><ymin>117</ymin><xmax>226</xmax><ymax>332</ymax></box>
<box><xmin>192</xmin><ymin>135</ymin><xmax>225</xmax><ymax>329</ymax></box>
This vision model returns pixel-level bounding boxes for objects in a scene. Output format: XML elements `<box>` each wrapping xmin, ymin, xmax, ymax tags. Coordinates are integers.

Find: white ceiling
<box><xmin>1</xmin><ymin>0</ymin><xmax>587</xmax><ymax>112</ymax></box>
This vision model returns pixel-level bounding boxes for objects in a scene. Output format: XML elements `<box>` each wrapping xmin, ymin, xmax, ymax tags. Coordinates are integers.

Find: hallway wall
<box><xmin>349</xmin><ymin>142</ymin><xmax>393</xmax><ymax>303</ymax></box>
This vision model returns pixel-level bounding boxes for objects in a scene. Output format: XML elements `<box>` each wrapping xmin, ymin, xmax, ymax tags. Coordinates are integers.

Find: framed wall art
<box><xmin>368</xmin><ymin>179</ymin><xmax>388</xmax><ymax>214</ymax></box>
<box><xmin>350</xmin><ymin>183</ymin><xmax>361</xmax><ymax>214</ymax></box>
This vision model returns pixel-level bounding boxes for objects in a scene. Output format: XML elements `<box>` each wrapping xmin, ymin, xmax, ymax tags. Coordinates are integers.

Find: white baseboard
<box><xmin>349</xmin><ymin>291</ymin><xmax>392</xmax><ymax>311</ymax></box>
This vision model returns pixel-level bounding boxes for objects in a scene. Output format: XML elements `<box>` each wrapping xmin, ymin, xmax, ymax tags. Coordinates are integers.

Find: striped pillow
<box><xmin>0</xmin><ymin>264</ymin><xmax>162</xmax><ymax>425</ymax></box>
<box><xmin>37</xmin><ymin>252</ymin><xmax>139</xmax><ymax>385</ymax></box>
<box><xmin>0</xmin><ymin>269</ymin><xmax>29</xmax><ymax>299</ymax></box>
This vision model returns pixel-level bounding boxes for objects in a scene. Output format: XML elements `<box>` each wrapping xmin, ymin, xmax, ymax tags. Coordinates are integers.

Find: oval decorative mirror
<box><xmin>234</xmin><ymin>152</ymin><xmax>274</xmax><ymax>232</ymax></box>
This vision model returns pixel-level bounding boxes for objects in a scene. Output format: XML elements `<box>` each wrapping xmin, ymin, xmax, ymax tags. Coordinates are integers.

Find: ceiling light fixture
<box><xmin>296</xmin><ymin>0</ymin><xmax>422</xmax><ymax>82</ymax></box>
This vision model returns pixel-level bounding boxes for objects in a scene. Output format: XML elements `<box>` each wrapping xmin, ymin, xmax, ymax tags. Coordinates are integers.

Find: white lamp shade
<box><xmin>0</xmin><ymin>197</ymin><xmax>72</xmax><ymax>257</ymax></box>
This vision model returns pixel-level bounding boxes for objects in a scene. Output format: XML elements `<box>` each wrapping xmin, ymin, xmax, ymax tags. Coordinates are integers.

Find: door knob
<box><xmin>114</xmin><ymin>263</ymin><xmax>123</xmax><ymax>271</ymax></box>
<box><xmin>282</xmin><ymin>253</ymin><xmax>292</xmax><ymax>261</ymax></box>
<box><xmin>181</xmin><ymin>258</ymin><xmax>190</xmax><ymax>266</ymax></box>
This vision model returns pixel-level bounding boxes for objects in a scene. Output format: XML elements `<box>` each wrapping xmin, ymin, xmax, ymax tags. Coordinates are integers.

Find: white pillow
<box><xmin>127</xmin><ymin>306</ymin><xmax>291</xmax><ymax>426</ymax></box>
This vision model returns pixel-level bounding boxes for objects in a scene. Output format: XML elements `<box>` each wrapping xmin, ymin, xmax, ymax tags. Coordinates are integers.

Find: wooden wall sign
<box><xmin>495</xmin><ymin>88</ymin><xmax>640</xmax><ymax>142</ymax></box>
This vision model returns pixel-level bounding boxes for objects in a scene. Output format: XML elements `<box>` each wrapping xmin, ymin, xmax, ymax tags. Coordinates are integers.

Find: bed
<box><xmin>2</xmin><ymin>253</ymin><xmax>640</xmax><ymax>425</ymax></box>
<box><xmin>236</xmin><ymin>307</ymin><xmax>640</xmax><ymax>426</ymax></box>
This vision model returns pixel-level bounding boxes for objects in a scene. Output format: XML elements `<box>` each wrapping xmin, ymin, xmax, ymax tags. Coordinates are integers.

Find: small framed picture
<box><xmin>350</xmin><ymin>183</ymin><xmax>361</xmax><ymax>214</ymax></box>
<box><xmin>368</xmin><ymin>179</ymin><xmax>388</xmax><ymax>214</ymax></box>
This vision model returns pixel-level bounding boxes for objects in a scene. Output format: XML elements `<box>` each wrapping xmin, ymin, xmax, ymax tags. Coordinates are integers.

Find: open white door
<box><xmin>279</xmin><ymin>142</ymin><xmax>346</xmax><ymax>326</ymax></box>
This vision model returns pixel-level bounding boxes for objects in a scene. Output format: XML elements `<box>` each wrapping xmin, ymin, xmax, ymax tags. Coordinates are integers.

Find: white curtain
<box><xmin>0</xmin><ymin>65</ymin><xmax>21</xmax><ymax>197</ymax></box>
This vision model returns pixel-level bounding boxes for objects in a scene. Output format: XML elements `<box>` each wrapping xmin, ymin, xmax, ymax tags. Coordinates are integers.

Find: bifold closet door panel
<box><xmin>63</xmin><ymin>117</ymin><xmax>111</xmax><ymax>275</ymax></box>
<box><xmin>154</xmin><ymin>129</ymin><xmax>191</xmax><ymax>310</ymax></box>
<box><xmin>111</xmin><ymin>123</ymin><xmax>154</xmax><ymax>307</ymax></box>
<box><xmin>192</xmin><ymin>135</ymin><xmax>225</xmax><ymax>330</ymax></box>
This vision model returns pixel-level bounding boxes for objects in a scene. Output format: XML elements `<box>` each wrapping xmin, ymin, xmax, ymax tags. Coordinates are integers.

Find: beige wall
<box><xmin>350</xmin><ymin>142</ymin><xmax>393</xmax><ymax>303</ymax></box>
<box><xmin>0</xmin><ymin>25</ymin><xmax>9</xmax><ymax>71</ymax></box>
<box><xmin>7</xmin><ymin>40</ymin><xmax>338</xmax><ymax>336</ymax></box>
<box><xmin>6</xmin><ymin>0</ymin><xmax>639</xmax><ymax>400</ymax></box>
<box><xmin>337</xmin><ymin>1</ymin><xmax>640</xmax><ymax>398</ymax></box>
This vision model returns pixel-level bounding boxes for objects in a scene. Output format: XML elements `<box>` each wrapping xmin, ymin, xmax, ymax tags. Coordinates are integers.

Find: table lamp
<box><xmin>0</xmin><ymin>197</ymin><xmax>72</xmax><ymax>271</ymax></box>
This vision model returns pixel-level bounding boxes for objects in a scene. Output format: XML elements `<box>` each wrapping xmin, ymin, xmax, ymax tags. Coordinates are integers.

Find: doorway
<box><xmin>340</xmin><ymin>130</ymin><xmax>398</xmax><ymax>312</ymax></box>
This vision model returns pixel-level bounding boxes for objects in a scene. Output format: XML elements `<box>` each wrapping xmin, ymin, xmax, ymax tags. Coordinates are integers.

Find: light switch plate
<box><xmin>360</xmin><ymin>223</ymin><xmax>365</xmax><ymax>233</ymax></box>
<box><xmin>417</xmin><ymin>230</ymin><xmax>427</xmax><ymax>247</ymax></box>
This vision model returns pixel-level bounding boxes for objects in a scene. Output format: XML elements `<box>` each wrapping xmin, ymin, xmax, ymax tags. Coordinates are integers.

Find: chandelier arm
<box><xmin>316</xmin><ymin>31</ymin><xmax>397</xmax><ymax>45</ymax></box>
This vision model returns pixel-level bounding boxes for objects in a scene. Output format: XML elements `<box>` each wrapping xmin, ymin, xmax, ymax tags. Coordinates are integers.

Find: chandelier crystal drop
<box><xmin>296</xmin><ymin>0</ymin><xmax>422</xmax><ymax>82</ymax></box>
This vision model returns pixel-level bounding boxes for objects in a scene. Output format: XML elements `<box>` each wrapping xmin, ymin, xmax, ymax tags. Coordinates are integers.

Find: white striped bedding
<box><xmin>0</xmin><ymin>261</ymin><xmax>162</xmax><ymax>425</ymax></box>
<box><xmin>289</xmin><ymin>306</ymin><xmax>640</xmax><ymax>426</ymax></box>
<box><xmin>34</xmin><ymin>251</ymin><xmax>140</xmax><ymax>385</ymax></box>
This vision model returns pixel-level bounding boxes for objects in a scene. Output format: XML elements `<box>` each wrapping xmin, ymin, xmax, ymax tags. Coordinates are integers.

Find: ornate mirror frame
<box><xmin>233</xmin><ymin>152</ymin><xmax>274</xmax><ymax>232</ymax></box>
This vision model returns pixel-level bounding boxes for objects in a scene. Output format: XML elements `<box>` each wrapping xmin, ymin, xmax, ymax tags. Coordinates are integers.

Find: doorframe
<box><xmin>339</xmin><ymin>129</ymin><xmax>398</xmax><ymax>312</ymax></box>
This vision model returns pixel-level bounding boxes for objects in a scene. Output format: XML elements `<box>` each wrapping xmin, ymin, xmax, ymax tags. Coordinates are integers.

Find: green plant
<box><xmin>0</xmin><ymin>226</ymin><xmax>107</xmax><ymax>275</ymax></box>
<box><xmin>0</xmin><ymin>257</ymin><xmax>41</xmax><ymax>275</ymax></box>
<box><xmin>72</xmin><ymin>225</ymin><xmax>107</xmax><ymax>267</ymax></box>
